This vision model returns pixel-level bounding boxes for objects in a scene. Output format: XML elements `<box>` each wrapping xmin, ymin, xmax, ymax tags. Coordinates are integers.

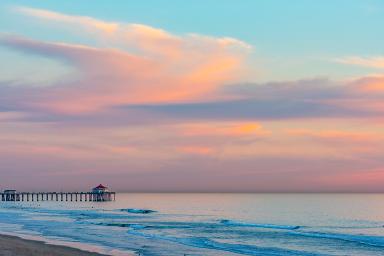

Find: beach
<box><xmin>0</xmin><ymin>234</ymin><xmax>108</xmax><ymax>256</ymax></box>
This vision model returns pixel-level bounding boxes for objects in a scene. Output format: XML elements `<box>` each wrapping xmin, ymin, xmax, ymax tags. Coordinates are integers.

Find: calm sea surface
<box><xmin>0</xmin><ymin>193</ymin><xmax>384</xmax><ymax>255</ymax></box>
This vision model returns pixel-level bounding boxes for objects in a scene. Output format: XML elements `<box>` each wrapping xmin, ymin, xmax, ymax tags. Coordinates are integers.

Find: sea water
<box><xmin>0</xmin><ymin>193</ymin><xmax>384</xmax><ymax>256</ymax></box>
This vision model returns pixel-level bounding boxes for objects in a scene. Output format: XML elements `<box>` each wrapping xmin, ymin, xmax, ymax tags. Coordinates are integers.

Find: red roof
<box><xmin>94</xmin><ymin>184</ymin><xmax>108</xmax><ymax>189</ymax></box>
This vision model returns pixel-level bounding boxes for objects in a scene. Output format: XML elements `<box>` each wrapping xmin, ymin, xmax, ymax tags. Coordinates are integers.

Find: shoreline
<box><xmin>0</xmin><ymin>234</ymin><xmax>135</xmax><ymax>256</ymax></box>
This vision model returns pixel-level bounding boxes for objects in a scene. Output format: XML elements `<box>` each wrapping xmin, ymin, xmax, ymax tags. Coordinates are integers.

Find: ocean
<box><xmin>0</xmin><ymin>193</ymin><xmax>383</xmax><ymax>256</ymax></box>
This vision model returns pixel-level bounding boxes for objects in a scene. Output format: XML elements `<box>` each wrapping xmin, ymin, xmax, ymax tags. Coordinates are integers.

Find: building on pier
<box><xmin>92</xmin><ymin>184</ymin><xmax>113</xmax><ymax>201</ymax></box>
<box><xmin>3</xmin><ymin>190</ymin><xmax>17</xmax><ymax>201</ymax></box>
<box><xmin>92</xmin><ymin>184</ymin><xmax>109</xmax><ymax>193</ymax></box>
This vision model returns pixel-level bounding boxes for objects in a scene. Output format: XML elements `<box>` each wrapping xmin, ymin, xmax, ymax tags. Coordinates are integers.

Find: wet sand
<box><xmin>0</xmin><ymin>234</ymin><xmax>110</xmax><ymax>256</ymax></box>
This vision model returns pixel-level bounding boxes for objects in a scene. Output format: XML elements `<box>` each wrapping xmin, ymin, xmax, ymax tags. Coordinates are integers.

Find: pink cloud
<box><xmin>285</xmin><ymin>129</ymin><xmax>378</xmax><ymax>142</ymax></box>
<box><xmin>0</xmin><ymin>35</ymin><xmax>249</xmax><ymax>113</ymax></box>
<box><xmin>313</xmin><ymin>75</ymin><xmax>384</xmax><ymax>118</ymax></box>
<box><xmin>178</xmin><ymin>146</ymin><xmax>216</xmax><ymax>156</ymax></box>
<box><xmin>0</xmin><ymin>7</ymin><xmax>254</xmax><ymax>114</ymax></box>
<box><xmin>315</xmin><ymin>168</ymin><xmax>384</xmax><ymax>191</ymax></box>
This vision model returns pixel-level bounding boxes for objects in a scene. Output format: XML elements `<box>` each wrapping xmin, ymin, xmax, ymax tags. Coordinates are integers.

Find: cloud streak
<box><xmin>16</xmin><ymin>6</ymin><xmax>120</xmax><ymax>34</ymax></box>
<box><xmin>335</xmin><ymin>56</ymin><xmax>384</xmax><ymax>69</ymax></box>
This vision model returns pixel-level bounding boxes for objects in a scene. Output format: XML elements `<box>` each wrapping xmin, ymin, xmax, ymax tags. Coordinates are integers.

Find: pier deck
<box><xmin>0</xmin><ymin>191</ymin><xmax>116</xmax><ymax>202</ymax></box>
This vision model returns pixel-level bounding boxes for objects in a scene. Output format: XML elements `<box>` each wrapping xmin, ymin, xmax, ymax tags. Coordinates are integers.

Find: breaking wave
<box><xmin>120</xmin><ymin>208</ymin><xmax>157</xmax><ymax>214</ymax></box>
<box><xmin>220</xmin><ymin>219</ymin><xmax>301</xmax><ymax>230</ymax></box>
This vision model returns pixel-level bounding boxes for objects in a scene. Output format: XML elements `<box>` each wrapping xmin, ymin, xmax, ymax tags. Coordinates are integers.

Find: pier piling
<box><xmin>1</xmin><ymin>184</ymin><xmax>115</xmax><ymax>202</ymax></box>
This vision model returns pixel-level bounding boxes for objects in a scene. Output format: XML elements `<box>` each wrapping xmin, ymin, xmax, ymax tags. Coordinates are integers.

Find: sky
<box><xmin>0</xmin><ymin>0</ymin><xmax>384</xmax><ymax>192</ymax></box>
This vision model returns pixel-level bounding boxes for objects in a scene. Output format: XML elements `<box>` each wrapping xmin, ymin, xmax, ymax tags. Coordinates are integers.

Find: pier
<box><xmin>0</xmin><ymin>184</ymin><xmax>116</xmax><ymax>202</ymax></box>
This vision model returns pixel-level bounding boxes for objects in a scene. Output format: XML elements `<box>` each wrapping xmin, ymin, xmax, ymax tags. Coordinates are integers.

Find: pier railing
<box><xmin>0</xmin><ymin>192</ymin><xmax>116</xmax><ymax>202</ymax></box>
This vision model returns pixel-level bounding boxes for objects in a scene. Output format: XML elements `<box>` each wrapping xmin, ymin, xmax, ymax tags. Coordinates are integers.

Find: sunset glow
<box><xmin>0</xmin><ymin>1</ymin><xmax>384</xmax><ymax>192</ymax></box>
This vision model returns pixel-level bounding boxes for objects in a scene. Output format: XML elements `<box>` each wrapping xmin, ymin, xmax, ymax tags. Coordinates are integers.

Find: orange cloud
<box><xmin>3</xmin><ymin>7</ymin><xmax>252</xmax><ymax>114</ymax></box>
<box><xmin>234</xmin><ymin>123</ymin><xmax>264</xmax><ymax>135</ymax></box>
<box><xmin>286</xmin><ymin>128</ymin><xmax>378</xmax><ymax>141</ymax></box>
<box><xmin>352</xmin><ymin>75</ymin><xmax>384</xmax><ymax>92</ymax></box>
<box><xmin>180</xmin><ymin>122</ymin><xmax>271</xmax><ymax>137</ymax></box>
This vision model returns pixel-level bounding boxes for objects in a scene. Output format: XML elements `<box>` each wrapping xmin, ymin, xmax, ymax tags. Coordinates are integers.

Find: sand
<box><xmin>0</xmin><ymin>234</ymin><xmax>110</xmax><ymax>256</ymax></box>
